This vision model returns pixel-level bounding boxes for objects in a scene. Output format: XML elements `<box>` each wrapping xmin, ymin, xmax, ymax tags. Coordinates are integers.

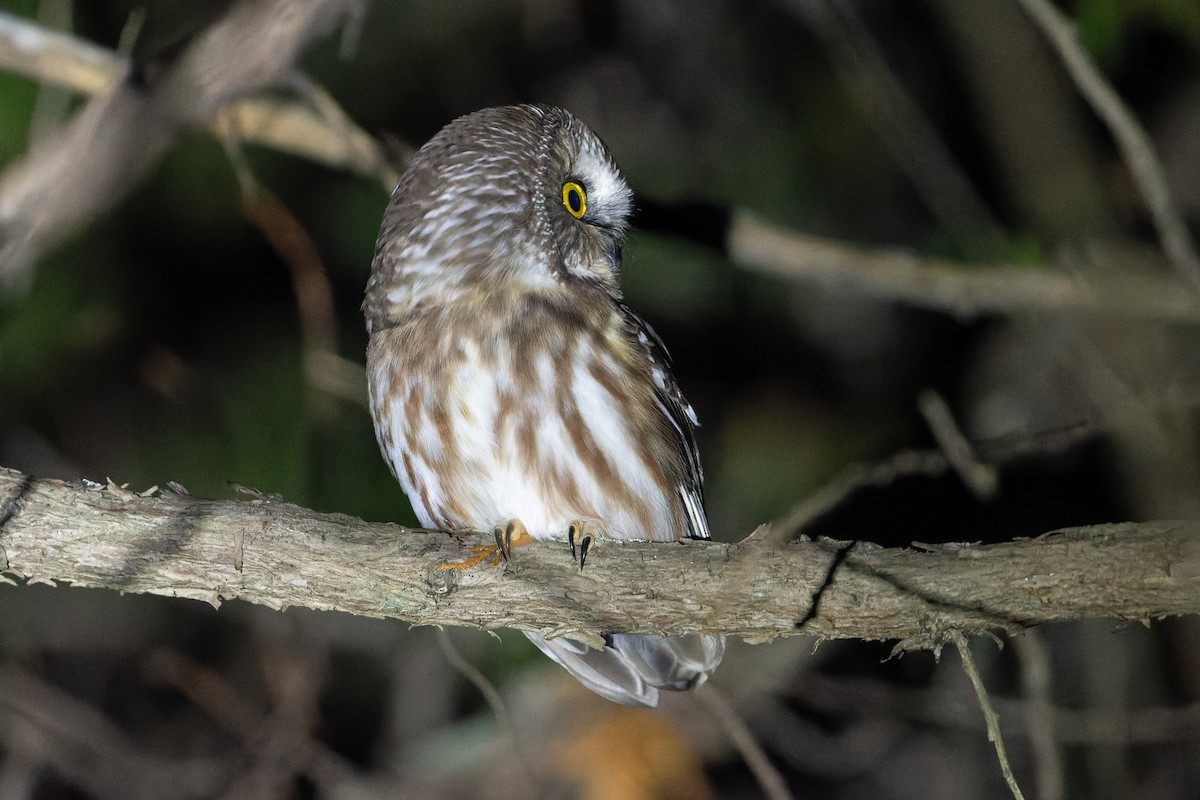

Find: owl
<box><xmin>364</xmin><ymin>104</ymin><xmax>724</xmax><ymax>707</ymax></box>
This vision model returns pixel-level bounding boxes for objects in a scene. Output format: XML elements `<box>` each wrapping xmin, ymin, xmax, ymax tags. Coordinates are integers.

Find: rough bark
<box><xmin>2</xmin><ymin>467</ymin><xmax>1197</xmax><ymax>650</ymax></box>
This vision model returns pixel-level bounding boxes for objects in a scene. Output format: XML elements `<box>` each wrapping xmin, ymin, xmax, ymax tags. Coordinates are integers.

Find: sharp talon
<box><xmin>494</xmin><ymin>523</ymin><xmax>510</xmax><ymax>561</ymax></box>
<box><xmin>493</xmin><ymin>526</ymin><xmax>506</xmax><ymax>560</ymax></box>
<box><xmin>567</xmin><ymin>520</ymin><xmax>598</xmax><ymax>570</ymax></box>
<box><xmin>489</xmin><ymin>518</ymin><xmax>530</xmax><ymax>565</ymax></box>
<box><xmin>579</xmin><ymin>534</ymin><xmax>592</xmax><ymax>571</ymax></box>
<box><xmin>439</xmin><ymin>519</ymin><xmax>531</xmax><ymax>571</ymax></box>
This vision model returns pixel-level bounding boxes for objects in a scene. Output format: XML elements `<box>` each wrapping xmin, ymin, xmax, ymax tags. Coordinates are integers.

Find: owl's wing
<box><xmin>617</xmin><ymin>301</ymin><xmax>709</xmax><ymax>541</ymax></box>
<box><xmin>535</xmin><ymin>303</ymin><xmax>721</xmax><ymax>708</ymax></box>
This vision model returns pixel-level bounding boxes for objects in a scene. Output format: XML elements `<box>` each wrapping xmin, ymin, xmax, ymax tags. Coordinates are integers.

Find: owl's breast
<box><xmin>367</xmin><ymin>299</ymin><xmax>686</xmax><ymax>542</ymax></box>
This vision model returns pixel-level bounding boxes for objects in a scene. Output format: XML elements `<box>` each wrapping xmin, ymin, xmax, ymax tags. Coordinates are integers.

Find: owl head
<box><xmin>365</xmin><ymin>105</ymin><xmax>634</xmax><ymax>330</ymax></box>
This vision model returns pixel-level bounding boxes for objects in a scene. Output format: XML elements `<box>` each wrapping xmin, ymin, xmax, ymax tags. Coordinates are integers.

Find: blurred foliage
<box><xmin>1</xmin><ymin>0</ymin><xmax>1200</xmax><ymax>798</ymax></box>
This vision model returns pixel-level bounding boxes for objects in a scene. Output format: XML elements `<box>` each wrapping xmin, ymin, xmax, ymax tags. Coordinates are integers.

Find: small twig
<box><xmin>114</xmin><ymin>6</ymin><xmax>146</xmax><ymax>57</ymax></box>
<box><xmin>434</xmin><ymin>628</ymin><xmax>516</xmax><ymax>742</ymax></box>
<box><xmin>952</xmin><ymin>631</ymin><xmax>1028</xmax><ymax>800</ymax></box>
<box><xmin>433</xmin><ymin>628</ymin><xmax>554</xmax><ymax>792</ymax></box>
<box><xmin>696</xmin><ymin>684</ymin><xmax>794</xmax><ymax>800</ymax></box>
<box><xmin>765</xmin><ymin>414</ymin><xmax>1098</xmax><ymax>548</ymax></box>
<box><xmin>974</xmin><ymin>419</ymin><xmax>1098</xmax><ymax>463</ymax></box>
<box><xmin>220</xmin><ymin>139</ymin><xmax>354</xmax><ymax>411</ymax></box>
<box><xmin>27</xmin><ymin>0</ymin><xmax>77</xmax><ymax>143</ymax></box>
<box><xmin>1013</xmin><ymin>631</ymin><xmax>1065</xmax><ymax>800</ymax></box>
<box><xmin>336</xmin><ymin>0</ymin><xmax>367</xmax><ymax>61</ymax></box>
<box><xmin>917</xmin><ymin>389</ymin><xmax>998</xmax><ymax>500</ymax></box>
<box><xmin>764</xmin><ymin>448</ymin><xmax>949</xmax><ymax>545</ymax></box>
<box><xmin>145</xmin><ymin>649</ymin><xmax>266</xmax><ymax>739</ymax></box>
<box><xmin>1013</xmin><ymin>0</ymin><xmax>1200</xmax><ymax>295</ymax></box>
<box><xmin>793</xmin><ymin>671</ymin><xmax>1200</xmax><ymax>745</ymax></box>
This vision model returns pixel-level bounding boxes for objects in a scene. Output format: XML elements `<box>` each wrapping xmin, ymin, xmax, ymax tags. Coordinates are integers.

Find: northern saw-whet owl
<box><xmin>364</xmin><ymin>105</ymin><xmax>724</xmax><ymax>707</ymax></box>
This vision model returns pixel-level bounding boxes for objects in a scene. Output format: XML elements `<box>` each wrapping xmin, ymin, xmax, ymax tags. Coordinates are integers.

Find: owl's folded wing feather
<box><xmin>618</xmin><ymin>301</ymin><xmax>709</xmax><ymax>540</ymax></box>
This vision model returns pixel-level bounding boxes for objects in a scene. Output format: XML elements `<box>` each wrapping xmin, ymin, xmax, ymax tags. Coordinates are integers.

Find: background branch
<box><xmin>3</xmin><ymin>10</ymin><xmax>1195</xmax><ymax>326</ymax></box>
<box><xmin>0</xmin><ymin>10</ymin><xmax>120</xmax><ymax>93</ymax></box>
<box><xmin>2</xmin><ymin>466</ymin><xmax>1197</xmax><ymax>650</ymax></box>
<box><xmin>728</xmin><ymin>211</ymin><xmax>1200</xmax><ymax>323</ymax></box>
<box><xmin>0</xmin><ymin>0</ymin><xmax>359</xmax><ymax>288</ymax></box>
<box><xmin>1013</xmin><ymin>0</ymin><xmax>1200</xmax><ymax>294</ymax></box>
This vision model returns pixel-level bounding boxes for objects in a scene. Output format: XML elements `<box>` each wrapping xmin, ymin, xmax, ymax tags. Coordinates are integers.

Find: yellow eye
<box><xmin>562</xmin><ymin>181</ymin><xmax>587</xmax><ymax>219</ymax></box>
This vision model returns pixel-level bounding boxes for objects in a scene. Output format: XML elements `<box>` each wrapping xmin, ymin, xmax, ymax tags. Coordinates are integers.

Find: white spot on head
<box><xmin>571</xmin><ymin>132</ymin><xmax>633</xmax><ymax>231</ymax></box>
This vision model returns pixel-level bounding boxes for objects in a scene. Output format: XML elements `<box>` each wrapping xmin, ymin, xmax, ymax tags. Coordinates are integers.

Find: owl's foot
<box><xmin>434</xmin><ymin>519</ymin><xmax>533</xmax><ymax>571</ymax></box>
<box><xmin>568</xmin><ymin>520</ymin><xmax>600</xmax><ymax>570</ymax></box>
<box><xmin>434</xmin><ymin>543</ymin><xmax>504</xmax><ymax>571</ymax></box>
<box><xmin>493</xmin><ymin>518</ymin><xmax>533</xmax><ymax>561</ymax></box>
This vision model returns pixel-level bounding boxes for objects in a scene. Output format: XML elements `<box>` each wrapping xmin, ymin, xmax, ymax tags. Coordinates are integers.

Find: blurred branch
<box><xmin>917</xmin><ymin>389</ymin><xmax>998</xmax><ymax>500</ymax></box>
<box><xmin>212</xmin><ymin>85</ymin><xmax>399</xmax><ymax>192</ymax></box>
<box><xmin>795</xmin><ymin>671</ymin><xmax>1200</xmax><ymax>745</ymax></box>
<box><xmin>0</xmin><ymin>9</ymin><xmax>397</xmax><ymax>197</ymax></box>
<box><xmin>220</xmin><ymin>146</ymin><xmax>369</xmax><ymax>411</ymax></box>
<box><xmin>4</xmin><ymin>11</ymin><xmax>1195</xmax><ymax>330</ymax></box>
<box><xmin>792</xmin><ymin>0</ymin><xmax>1006</xmax><ymax>247</ymax></box>
<box><xmin>764</xmin><ymin>417</ymin><xmax>1096</xmax><ymax>547</ymax></box>
<box><xmin>0</xmin><ymin>665</ymin><xmax>234</xmax><ymax>800</ymax></box>
<box><xmin>1013</xmin><ymin>631</ymin><xmax>1065</xmax><ymax>800</ymax></box>
<box><xmin>0</xmin><ymin>1</ymin><xmax>388</xmax><ymax>289</ymax></box>
<box><xmin>2</xmin><ymin>466</ymin><xmax>1198</xmax><ymax>651</ymax></box>
<box><xmin>762</xmin><ymin>448</ymin><xmax>950</xmax><ymax>546</ymax></box>
<box><xmin>696</xmin><ymin>685</ymin><xmax>794</xmax><ymax>800</ymax></box>
<box><xmin>0</xmin><ymin>657</ymin><xmax>380</xmax><ymax>800</ymax></box>
<box><xmin>1013</xmin><ymin>0</ymin><xmax>1200</xmax><ymax>295</ymax></box>
<box><xmin>729</xmin><ymin>210</ymin><xmax>1200</xmax><ymax>323</ymax></box>
<box><xmin>0</xmin><ymin>10</ymin><xmax>120</xmax><ymax>93</ymax></box>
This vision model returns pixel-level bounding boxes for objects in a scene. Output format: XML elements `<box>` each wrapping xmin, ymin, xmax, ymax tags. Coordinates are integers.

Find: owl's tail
<box><xmin>524</xmin><ymin>631</ymin><xmax>726</xmax><ymax>707</ymax></box>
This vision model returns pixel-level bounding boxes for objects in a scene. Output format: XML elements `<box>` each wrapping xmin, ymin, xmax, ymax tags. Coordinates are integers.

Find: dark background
<box><xmin>1</xmin><ymin>1</ymin><xmax>1198</xmax><ymax>798</ymax></box>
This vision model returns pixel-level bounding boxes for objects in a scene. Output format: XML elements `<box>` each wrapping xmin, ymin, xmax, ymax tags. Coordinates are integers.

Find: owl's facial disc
<box><xmin>546</xmin><ymin>116</ymin><xmax>633</xmax><ymax>290</ymax></box>
<box><xmin>560</xmin><ymin>129</ymin><xmax>632</xmax><ymax>232</ymax></box>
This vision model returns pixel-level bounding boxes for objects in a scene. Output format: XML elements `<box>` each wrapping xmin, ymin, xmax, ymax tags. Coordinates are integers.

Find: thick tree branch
<box><xmin>2</xmin><ymin>467</ymin><xmax>1197</xmax><ymax>650</ymax></box>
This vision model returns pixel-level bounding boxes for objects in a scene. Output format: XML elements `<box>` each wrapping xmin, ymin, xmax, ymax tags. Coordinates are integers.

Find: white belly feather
<box><xmin>370</xmin><ymin>332</ymin><xmax>678</xmax><ymax>542</ymax></box>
